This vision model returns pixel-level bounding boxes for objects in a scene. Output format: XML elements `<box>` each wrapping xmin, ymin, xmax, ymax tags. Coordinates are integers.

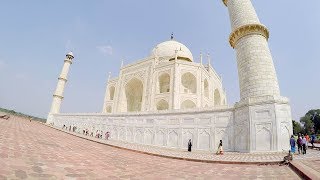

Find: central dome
<box><xmin>151</xmin><ymin>40</ymin><xmax>193</xmax><ymax>62</ymax></box>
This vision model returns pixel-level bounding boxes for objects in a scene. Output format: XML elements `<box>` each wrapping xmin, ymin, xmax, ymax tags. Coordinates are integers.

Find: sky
<box><xmin>0</xmin><ymin>1</ymin><xmax>319</xmax><ymax>121</ymax></box>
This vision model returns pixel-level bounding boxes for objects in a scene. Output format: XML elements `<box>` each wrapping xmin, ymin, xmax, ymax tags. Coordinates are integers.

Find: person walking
<box><xmin>188</xmin><ymin>139</ymin><xmax>192</xmax><ymax>152</ymax></box>
<box><xmin>311</xmin><ymin>134</ymin><xmax>316</xmax><ymax>148</ymax></box>
<box><xmin>305</xmin><ymin>133</ymin><xmax>310</xmax><ymax>149</ymax></box>
<box><xmin>290</xmin><ymin>135</ymin><xmax>296</xmax><ymax>154</ymax></box>
<box><xmin>216</xmin><ymin>140</ymin><xmax>224</xmax><ymax>155</ymax></box>
<box><xmin>297</xmin><ymin>134</ymin><xmax>302</xmax><ymax>154</ymax></box>
<box><xmin>302</xmin><ymin>135</ymin><xmax>307</xmax><ymax>154</ymax></box>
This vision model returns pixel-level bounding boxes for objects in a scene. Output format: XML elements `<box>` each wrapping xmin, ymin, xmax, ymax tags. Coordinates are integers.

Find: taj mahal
<box><xmin>47</xmin><ymin>0</ymin><xmax>293</xmax><ymax>153</ymax></box>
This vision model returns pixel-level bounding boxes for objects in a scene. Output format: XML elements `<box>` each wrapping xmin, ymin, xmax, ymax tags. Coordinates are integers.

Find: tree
<box><xmin>292</xmin><ymin>120</ymin><xmax>302</xmax><ymax>135</ymax></box>
<box><xmin>300</xmin><ymin>109</ymin><xmax>320</xmax><ymax>134</ymax></box>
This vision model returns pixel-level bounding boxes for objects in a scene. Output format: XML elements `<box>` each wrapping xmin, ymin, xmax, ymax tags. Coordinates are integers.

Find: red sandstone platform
<box><xmin>0</xmin><ymin>116</ymin><xmax>313</xmax><ymax>179</ymax></box>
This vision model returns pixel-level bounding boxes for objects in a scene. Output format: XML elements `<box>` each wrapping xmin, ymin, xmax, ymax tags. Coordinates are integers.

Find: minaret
<box><xmin>207</xmin><ymin>53</ymin><xmax>211</xmax><ymax>67</ymax></box>
<box><xmin>222</xmin><ymin>0</ymin><xmax>292</xmax><ymax>152</ymax></box>
<box><xmin>223</xmin><ymin>0</ymin><xmax>280</xmax><ymax>101</ymax></box>
<box><xmin>47</xmin><ymin>52</ymin><xmax>74</xmax><ymax>124</ymax></box>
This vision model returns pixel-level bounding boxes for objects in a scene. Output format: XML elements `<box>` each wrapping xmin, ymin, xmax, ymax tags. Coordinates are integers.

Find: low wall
<box><xmin>49</xmin><ymin>107</ymin><xmax>235</xmax><ymax>152</ymax></box>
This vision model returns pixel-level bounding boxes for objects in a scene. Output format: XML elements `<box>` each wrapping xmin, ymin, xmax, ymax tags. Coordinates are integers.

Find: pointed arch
<box><xmin>156</xmin><ymin>99</ymin><xmax>169</xmax><ymax>110</ymax></box>
<box><xmin>125</xmin><ymin>78</ymin><xmax>143</xmax><ymax>112</ymax></box>
<box><xmin>106</xmin><ymin>106</ymin><xmax>112</xmax><ymax>113</ymax></box>
<box><xmin>159</xmin><ymin>73</ymin><xmax>170</xmax><ymax>93</ymax></box>
<box><xmin>204</xmin><ymin>79</ymin><xmax>209</xmax><ymax>98</ymax></box>
<box><xmin>214</xmin><ymin>89</ymin><xmax>221</xmax><ymax>106</ymax></box>
<box><xmin>181</xmin><ymin>100</ymin><xmax>196</xmax><ymax>109</ymax></box>
<box><xmin>256</xmin><ymin>127</ymin><xmax>271</xmax><ymax>151</ymax></box>
<box><xmin>181</xmin><ymin>72</ymin><xmax>197</xmax><ymax>93</ymax></box>
<box><xmin>109</xmin><ymin>86</ymin><xmax>115</xmax><ymax>100</ymax></box>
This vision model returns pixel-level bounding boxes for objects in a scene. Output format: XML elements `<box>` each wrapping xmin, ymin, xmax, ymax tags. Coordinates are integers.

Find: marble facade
<box><xmin>47</xmin><ymin>0</ymin><xmax>293</xmax><ymax>153</ymax></box>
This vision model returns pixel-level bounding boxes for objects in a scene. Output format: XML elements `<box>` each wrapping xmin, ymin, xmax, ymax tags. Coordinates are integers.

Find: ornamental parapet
<box><xmin>229</xmin><ymin>24</ymin><xmax>269</xmax><ymax>48</ymax></box>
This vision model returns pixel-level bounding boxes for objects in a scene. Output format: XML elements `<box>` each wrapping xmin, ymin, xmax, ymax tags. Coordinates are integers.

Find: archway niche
<box><xmin>109</xmin><ymin>86</ymin><xmax>115</xmax><ymax>100</ymax></box>
<box><xmin>159</xmin><ymin>73</ymin><xmax>170</xmax><ymax>93</ymax></box>
<box><xmin>204</xmin><ymin>79</ymin><xmax>209</xmax><ymax>98</ymax></box>
<box><xmin>181</xmin><ymin>100</ymin><xmax>196</xmax><ymax>109</ymax></box>
<box><xmin>125</xmin><ymin>78</ymin><xmax>143</xmax><ymax>112</ymax></box>
<box><xmin>106</xmin><ymin>106</ymin><xmax>112</xmax><ymax>113</ymax></box>
<box><xmin>256</xmin><ymin>127</ymin><xmax>271</xmax><ymax>151</ymax></box>
<box><xmin>156</xmin><ymin>99</ymin><xmax>169</xmax><ymax>110</ymax></box>
<box><xmin>214</xmin><ymin>89</ymin><xmax>221</xmax><ymax>106</ymax></box>
<box><xmin>181</xmin><ymin>72</ymin><xmax>196</xmax><ymax>93</ymax></box>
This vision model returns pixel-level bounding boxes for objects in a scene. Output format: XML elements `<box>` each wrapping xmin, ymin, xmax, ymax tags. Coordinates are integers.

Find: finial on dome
<box><xmin>207</xmin><ymin>53</ymin><xmax>211</xmax><ymax>66</ymax></box>
<box><xmin>121</xmin><ymin>59</ymin><xmax>124</xmax><ymax>67</ymax></box>
<box><xmin>171</xmin><ymin>33</ymin><xmax>174</xmax><ymax>40</ymax></box>
<box><xmin>200</xmin><ymin>52</ymin><xmax>203</xmax><ymax>65</ymax></box>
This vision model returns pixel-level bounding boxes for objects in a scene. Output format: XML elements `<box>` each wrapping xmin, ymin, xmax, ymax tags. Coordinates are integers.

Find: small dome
<box><xmin>151</xmin><ymin>40</ymin><xmax>193</xmax><ymax>62</ymax></box>
<box><xmin>66</xmin><ymin>51</ymin><xmax>74</xmax><ymax>59</ymax></box>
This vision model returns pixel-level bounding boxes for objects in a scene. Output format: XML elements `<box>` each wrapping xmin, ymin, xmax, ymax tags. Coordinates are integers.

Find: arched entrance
<box><xmin>156</xmin><ymin>99</ymin><xmax>169</xmax><ymax>110</ymax></box>
<box><xmin>125</xmin><ymin>78</ymin><xmax>143</xmax><ymax>112</ymax></box>
<box><xmin>214</xmin><ymin>89</ymin><xmax>221</xmax><ymax>106</ymax></box>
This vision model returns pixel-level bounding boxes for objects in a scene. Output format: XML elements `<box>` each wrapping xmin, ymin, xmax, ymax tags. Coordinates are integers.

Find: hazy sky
<box><xmin>0</xmin><ymin>1</ymin><xmax>319</xmax><ymax>121</ymax></box>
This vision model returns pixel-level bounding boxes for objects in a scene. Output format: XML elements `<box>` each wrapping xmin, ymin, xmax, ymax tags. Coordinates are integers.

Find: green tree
<box><xmin>300</xmin><ymin>109</ymin><xmax>320</xmax><ymax>134</ymax></box>
<box><xmin>292</xmin><ymin>120</ymin><xmax>302</xmax><ymax>135</ymax></box>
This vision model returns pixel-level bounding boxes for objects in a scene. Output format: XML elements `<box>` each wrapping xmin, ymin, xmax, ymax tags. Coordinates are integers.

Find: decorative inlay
<box><xmin>229</xmin><ymin>24</ymin><xmax>269</xmax><ymax>48</ymax></box>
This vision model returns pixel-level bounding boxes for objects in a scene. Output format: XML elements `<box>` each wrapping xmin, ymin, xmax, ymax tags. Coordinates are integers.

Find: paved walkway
<box><xmin>0</xmin><ymin>116</ymin><xmax>302</xmax><ymax>179</ymax></box>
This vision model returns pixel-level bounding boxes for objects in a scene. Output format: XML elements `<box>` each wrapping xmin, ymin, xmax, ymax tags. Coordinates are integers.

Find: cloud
<box><xmin>97</xmin><ymin>45</ymin><xmax>113</xmax><ymax>56</ymax></box>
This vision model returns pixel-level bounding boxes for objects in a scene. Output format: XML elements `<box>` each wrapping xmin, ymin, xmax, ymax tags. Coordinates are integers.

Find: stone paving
<box><xmin>0</xmin><ymin>116</ymin><xmax>302</xmax><ymax>179</ymax></box>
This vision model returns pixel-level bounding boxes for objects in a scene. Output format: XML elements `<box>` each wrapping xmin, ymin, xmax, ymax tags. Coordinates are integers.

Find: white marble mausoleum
<box><xmin>47</xmin><ymin>0</ymin><xmax>293</xmax><ymax>153</ymax></box>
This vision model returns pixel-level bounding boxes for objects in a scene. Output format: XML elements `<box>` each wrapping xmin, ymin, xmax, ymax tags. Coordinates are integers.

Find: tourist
<box><xmin>311</xmin><ymin>134</ymin><xmax>316</xmax><ymax>148</ymax></box>
<box><xmin>188</xmin><ymin>139</ymin><xmax>192</xmax><ymax>152</ymax></box>
<box><xmin>105</xmin><ymin>132</ymin><xmax>110</xmax><ymax>140</ymax></box>
<box><xmin>302</xmin><ymin>135</ymin><xmax>307</xmax><ymax>154</ymax></box>
<box><xmin>216</xmin><ymin>140</ymin><xmax>224</xmax><ymax>155</ymax></box>
<box><xmin>104</xmin><ymin>131</ymin><xmax>109</xmax><ymax>140</ymax></box>
<box><xmin>305</xmin><ymin>133</ymin><xmax>310</xmax><ymax>149</ymax></box>
<box><xmin>297</xmin><ymin>134</ymin><xmax>302</xmax><ymax>154</ymax></box>
<box><xmin>290</xmin><ymin>135</ymin><xmax>296</xmax><ymax>154</ymax></box>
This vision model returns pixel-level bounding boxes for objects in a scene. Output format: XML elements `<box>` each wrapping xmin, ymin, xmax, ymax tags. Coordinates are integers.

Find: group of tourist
<box><xmin>290</xmin><ymin>133</ymin><xmax>317</xmax><ymax>155</ymax></box>
<box><xmin>187</xmin><ymin>139</ymin><xmax>224</xmax><ymax>155</ymax></box>
<box><xmin>62</xmin><ymin>124</ymin><xmax>111</xmax><ymax>141</ymax></box>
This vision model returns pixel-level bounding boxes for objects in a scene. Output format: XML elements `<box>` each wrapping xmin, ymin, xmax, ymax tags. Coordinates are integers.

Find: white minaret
<box><xmin>47</xmin><ymin>52</ymin><xmax>74</xmax><ymax>124</ymax></box>
<box><xmin>223</xmin><ymin>0</ymin><xmax>280</xmax><ymax>101</ymax></box>
<box><xmin>223</xmin><ymin>0</ymin><xmax>292</xmax><ymax>152</ymax></box>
